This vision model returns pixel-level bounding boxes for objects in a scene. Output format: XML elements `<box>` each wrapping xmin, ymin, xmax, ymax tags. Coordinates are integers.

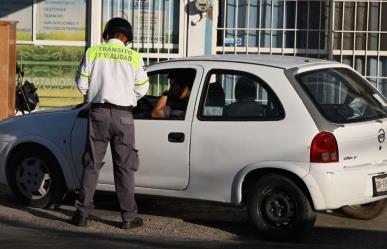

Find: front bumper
<box><xmin>305</xmin><ymin>162</ymin><xmax>387</xmax><ymax>210</ymax></box>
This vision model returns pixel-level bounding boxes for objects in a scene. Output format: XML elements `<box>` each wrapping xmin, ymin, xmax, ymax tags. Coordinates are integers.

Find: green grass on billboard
<box><xmin>38</xmin><ymin>88</ymin><xmax>83</xmax><ymax>108</ymax></box>
<box><xmin>16</xmin><ymin>32</ymin><xmax>32</xmax><ymax>41</ymax></box>
<box><xmin>36</xmin><ymin>31</ymin><xmax>85</xmax><ymax>41</ymax></box>
<box><xmin>17</xmin><ymin>45</ymin><xmax>85</xmax><ymax>108</ymax></box>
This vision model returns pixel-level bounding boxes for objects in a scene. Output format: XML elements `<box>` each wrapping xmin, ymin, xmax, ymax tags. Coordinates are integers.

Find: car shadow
<box><xmin>69</xmin><ymin>192</ymin><xmax>387</xmax><ymax>248</ymax></box>
<box><xmin>89</xmin><ymin>193</ymin><xmax>387</xmax><ymax>248</ymax></box>
<box><xmin>4</xmin><ymin>216</ymin><xmax>386</xmax><ymax>249</ymax></box>
<box><xmin>0</xmin><ymin>190</ymin><xmax>121</xmax><ymax>228</ymax></box>
<box><xmin>1</xmin><ymin>190</ymin><xmax>387</xmax><ymax>248</ymax></box>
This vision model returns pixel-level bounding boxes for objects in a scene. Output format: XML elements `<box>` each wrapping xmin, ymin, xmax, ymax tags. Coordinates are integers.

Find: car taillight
<box><xmin>310</xmin><ymin>131</ymin><xmax>338</xmax><ymax>163</ymax></box>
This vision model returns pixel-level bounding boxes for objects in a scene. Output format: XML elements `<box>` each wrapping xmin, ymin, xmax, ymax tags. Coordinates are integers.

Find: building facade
<box><xmin>1</xmin><ymin>0</ymin><xmax>387</xmax><ymax>107</ymax></box>
<box><xmin>216</xmin><ymin>0</ymin><xmax>387</xmax><ymax>96</ymax></box>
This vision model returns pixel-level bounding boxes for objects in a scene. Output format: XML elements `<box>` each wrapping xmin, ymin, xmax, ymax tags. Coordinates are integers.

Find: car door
<box><xmin>70</xmin><ymin>111</ymin><xmax>119</xmax><ymax>185</ymax></box>
<box><xmin>189</xmin><ymin>62</ymin><xmax>314</xmax><ymax>202</ymax></box>
<box><xmin>70</xmin><ymin>64</ymin><xmax>203</xmax><ymax>191</ymax></box>
<box><xmin>133</xmin><ymin>64</ymin><xmax>203</xmax><ymax>190</ymax></box>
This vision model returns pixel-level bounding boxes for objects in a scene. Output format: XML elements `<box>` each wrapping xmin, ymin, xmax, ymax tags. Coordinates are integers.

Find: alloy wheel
<box><xmin>16</xmin><ymin>157</ymin><xmax>52</xmax><ymax>200</ymax></box>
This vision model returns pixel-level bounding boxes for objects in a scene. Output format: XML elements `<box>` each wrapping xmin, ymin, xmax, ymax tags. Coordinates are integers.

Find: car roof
<box><xmin>166</xmin><ymin>54</ymin><xmax>338</xmax><ymax>70</ymax></box>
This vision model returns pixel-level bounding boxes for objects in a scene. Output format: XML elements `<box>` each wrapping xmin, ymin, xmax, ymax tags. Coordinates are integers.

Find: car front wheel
<box><xmin>247</xmin><ymin>174</ymin><xmax>316</xmax><ymax>241</ymax></box>
<box><xmin>8</xmin><ymin>146</ymin><xmax>66</xmax><ymax>208</ymax></box>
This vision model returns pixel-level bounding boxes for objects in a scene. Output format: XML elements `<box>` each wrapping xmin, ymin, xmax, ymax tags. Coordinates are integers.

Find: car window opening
<box><xmin>296</xmin><ymin>68</ymin><xmax>387</xmax><ymax>124</ymax></box>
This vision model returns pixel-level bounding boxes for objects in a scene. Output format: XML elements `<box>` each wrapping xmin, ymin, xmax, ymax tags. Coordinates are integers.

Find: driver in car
<box><xmin>151</xmin><ymin>71</ymin><xmax>194</xmax><ymax>119</ymax></box>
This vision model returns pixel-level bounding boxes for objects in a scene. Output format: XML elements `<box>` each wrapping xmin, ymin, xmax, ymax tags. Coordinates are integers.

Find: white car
<box><xmin>1</xmin><ymin>55</ymin><xmax>387</xmax><ymax>240</ymax></box>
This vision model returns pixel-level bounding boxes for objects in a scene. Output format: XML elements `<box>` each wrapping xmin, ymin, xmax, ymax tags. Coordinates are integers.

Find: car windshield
<box><xmin>296</xmin><ymin>68</ymin><xmax>387</xmax><ymax>123</ymax></box>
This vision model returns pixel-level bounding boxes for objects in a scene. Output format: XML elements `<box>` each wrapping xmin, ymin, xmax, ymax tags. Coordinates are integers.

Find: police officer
<box><xmin>72</xmin><ymin>17</ymin><xmax>149</xmax><ymax>229</ymax></box>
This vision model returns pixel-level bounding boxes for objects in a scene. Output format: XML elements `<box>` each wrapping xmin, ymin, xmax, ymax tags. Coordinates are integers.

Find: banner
<box><xmin>17</xmin><ymin>45</ymin><xmax>85</xmax><ymax>107</ymax></box>
<box><xmin>36</xmin><ymin>0</ymin><xmax>86</xmax><ymax>41</ymax></box>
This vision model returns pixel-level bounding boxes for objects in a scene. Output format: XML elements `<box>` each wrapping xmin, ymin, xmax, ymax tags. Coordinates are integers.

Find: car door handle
<box><xmin>168</xmin><ymin>132</ymin><xmax>185</xmax><ymax>143</ymax></box>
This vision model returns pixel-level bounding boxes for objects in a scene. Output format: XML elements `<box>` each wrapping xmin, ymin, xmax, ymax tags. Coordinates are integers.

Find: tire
<box><xmin>247</xmin><ymin>174</ymin><xmax>316</xmax><ymax>241</ymax></box>
<box><xmin>340</xmin><ymin>200</ymin><xmax>385</xmax><ymax>220</ymax></box>
<box><xmin>7</xmin><ymin>145</ymin><xmax>66</xmax><ymax>208</ymax></box>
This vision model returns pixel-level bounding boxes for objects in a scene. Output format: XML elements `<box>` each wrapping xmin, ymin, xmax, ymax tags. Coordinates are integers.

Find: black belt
<box><xmin>91</xmin><ymin>103</ymin><xmax>132</xmax><ymax>111</ymax></box>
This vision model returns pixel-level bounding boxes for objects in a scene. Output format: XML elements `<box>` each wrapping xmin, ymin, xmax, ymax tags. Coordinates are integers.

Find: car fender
<box><xmin>231</xmin><ymin>161</ymin><xmax>326</xmax><ymax>209</ymax></box>
<box><xmin>0</xmin><ymin>141</ymin><xmax>13</xmax><ymax>185</ymax></box>
<box><xmin>4</xmin><ymin>136</ymin><xmax>78</xmax><ymax>190</ymax></box>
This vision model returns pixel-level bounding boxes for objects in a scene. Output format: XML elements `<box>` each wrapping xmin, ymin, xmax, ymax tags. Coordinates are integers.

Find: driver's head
<box><xmin>168</xmin><ymin>72</ymin><xmax>191</xmax><ymax>100</ymax></box>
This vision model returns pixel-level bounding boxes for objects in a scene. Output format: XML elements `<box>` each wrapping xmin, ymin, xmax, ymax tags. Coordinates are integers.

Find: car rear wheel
<box><xmin>8</xmin><ymin>146</ymin><xmax>66</xmax><ymax>208</ymax></box>
<box><xmin>247</xmin><ymin>174</ymin><xmax>316</xmax><ymax>241</ymax></box>
<box><xmin>340</xmin><ymin>200</ymin><xmax>385</xmax><ymax>220</ymax></box>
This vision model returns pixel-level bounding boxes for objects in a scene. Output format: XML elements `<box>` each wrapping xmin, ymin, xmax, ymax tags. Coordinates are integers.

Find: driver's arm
<box><xmin>151</xmin><ymin>92</ymin><xmax>169</xmax><ymax>118</ymax></box>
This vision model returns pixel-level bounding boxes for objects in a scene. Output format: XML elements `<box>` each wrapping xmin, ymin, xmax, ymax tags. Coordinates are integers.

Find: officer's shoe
<box><xmin>120</xmin><ymin>217</ymin><xmax>143</xmax><ymax>229</ymax></box>
<box><xmin>71</xmin><ymin>211</ymin><xmax>89</xmax><ymax>227</ymax></box>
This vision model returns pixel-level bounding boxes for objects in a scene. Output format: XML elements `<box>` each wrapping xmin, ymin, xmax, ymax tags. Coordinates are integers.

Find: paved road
<box><xmin>0</xmin><ymin>189</ymin><xmax>387</xmax><ymax>249</ymax></box>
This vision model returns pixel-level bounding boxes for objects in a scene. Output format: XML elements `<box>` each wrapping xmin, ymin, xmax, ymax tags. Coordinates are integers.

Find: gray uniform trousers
<box><xmin>75</xmin><ymin>106</ymin><xmax>139</xmax><ymax>222</ymax></box>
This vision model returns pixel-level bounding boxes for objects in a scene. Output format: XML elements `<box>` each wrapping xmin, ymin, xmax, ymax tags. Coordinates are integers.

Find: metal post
<box><xmin>88</xmin><ymin>0</ymin><xmax>102</xmax><ymax>47</ymax></box>
<box><xmin>328</xmin><ymin>0</ymin><xmax>334</xmax><ymax>60</ymax></box>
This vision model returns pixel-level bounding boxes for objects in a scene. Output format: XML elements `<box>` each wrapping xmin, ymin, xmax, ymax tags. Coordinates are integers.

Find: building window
<box><xmin>35</xmin><ymin>1</ymin><xmax>86</xmax><ymax>41</ymax></box>
<box><xmin>333</xmin><ymin>1</ymin><xmax>387</xmax><ymax>96</ymax></box>
<box><xmin>102</xmin><ymin>0</ymin><xmax>181</xmax><ymax>61</ymax></box>
<box><xmin>217</xmin><ymin>0</ymin><xmax>329</xmax><ymax>55</ymax></box>
<box><xmin>0</xmin><ymin>0</ymin><xmax>33</xmax><ymax>41</ymax></box>
<box><xmin>216</xmin><ymin>0</ymin><xmax>387</xmax><ymax>97</ymax></box>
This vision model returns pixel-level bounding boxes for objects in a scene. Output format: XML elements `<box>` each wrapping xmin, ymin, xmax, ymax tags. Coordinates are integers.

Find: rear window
<box><xmin>296</xmin><ymin>68</ymin><xmax>387</xmax><ymax>123</ymax></box>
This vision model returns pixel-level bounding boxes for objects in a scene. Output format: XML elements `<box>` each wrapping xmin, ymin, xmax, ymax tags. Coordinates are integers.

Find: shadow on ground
<box><xmin>1</xmin><ymin>190</ymin><xmax>387</xmax><ymax>249</ymax></box>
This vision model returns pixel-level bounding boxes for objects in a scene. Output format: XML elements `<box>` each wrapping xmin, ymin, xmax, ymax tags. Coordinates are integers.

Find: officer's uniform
<box><xmin>75</xmin><ymin>38</ymin><xmax>149</xmax><ymax>222</ymax></box>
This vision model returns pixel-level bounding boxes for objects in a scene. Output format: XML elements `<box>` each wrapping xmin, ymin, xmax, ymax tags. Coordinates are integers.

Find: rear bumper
<box><xmin>305</xmin><ymin>162</ymin><xmax>387</xmax><ymax>210</ymax></box>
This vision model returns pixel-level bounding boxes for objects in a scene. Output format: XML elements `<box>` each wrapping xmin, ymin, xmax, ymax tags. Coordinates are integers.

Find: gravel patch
<box><xmin>0</xmin><ymin>189</ymin><xmax>255</xmax><ymax>241</ymax></box>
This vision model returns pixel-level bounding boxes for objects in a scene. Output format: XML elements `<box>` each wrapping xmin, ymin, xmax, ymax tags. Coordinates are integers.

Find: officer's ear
<box><xmin>123</xmin><ymin>35</ymin><xmax>130</xmax><ymax>46</ymax></box>
<box><xmin>102</xmin><ymin>29</ymin><xmax>108</xmax><ymax>42</ymax></box>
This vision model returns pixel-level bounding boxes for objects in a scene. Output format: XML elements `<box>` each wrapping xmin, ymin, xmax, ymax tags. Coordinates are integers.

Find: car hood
<box><xmin>0</xmin><ymin>106</ymin><xmax>81</xmax><ymax>141</ymax></box>
<box><xmin>28</xmin><ymin>105</ymin><xmax>76</xmax><ymax>114</ymax></box>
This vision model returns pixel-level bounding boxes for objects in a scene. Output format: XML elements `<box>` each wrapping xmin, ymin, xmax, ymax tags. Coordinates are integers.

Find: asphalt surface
<box><xmin>1</xmin><ymin>188</ymin><xmax>387</xmax><ymax>249</ymax></box>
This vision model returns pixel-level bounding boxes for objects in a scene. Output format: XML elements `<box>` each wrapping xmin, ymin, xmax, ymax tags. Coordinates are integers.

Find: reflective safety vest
<box><xmin>75</xmin><ymin>39</ymin><xmax>149</xmax><ymax>107</ymax></box>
